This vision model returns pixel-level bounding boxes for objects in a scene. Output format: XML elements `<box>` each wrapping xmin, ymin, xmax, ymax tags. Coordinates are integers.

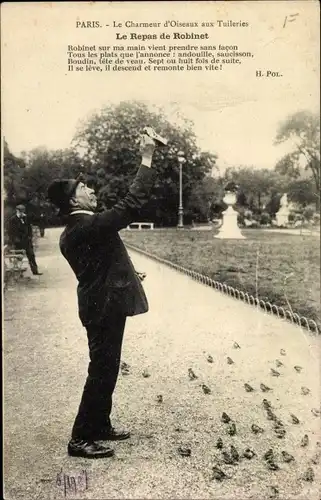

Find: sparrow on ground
<box><xmin>142</xmin><ymin>369</ymin><xmax>150</xmax><ymax>378</ymax></box>
<box><xmin>230</xmin><ymin>445</ymin><xmax>240</xmax><ymax>462</ymax></box>
<box><xmin>227</xmin><ymin>422</ymin><xmax>237</xmax><ymax>436</ymax></box>
<box><xmin>233</xmin><ymin>342</ymin><xmax>241</xmax><ymax>349</ymax></box>
<box><xmin>302</xmin><ymin>467</ymin><xmax>314</xmax><ymax>482</ymax></box>
<box><xmin>264</xmin><ymin>449</ymin><xmax>274</xmax><ymax>461</ymax></box>
<box><xmin>271</xmin><ymin>368</ymin><xmax>281</xmax><ymax>377</ymax></box>
<box><xmin>216</xmin><ymin>437</ymin><xmax>223</xmax><ymax>449</ymax></box>
<box><xmin>227</xmin><ymin>357</ymin><xmax>234</xmax><ymax>365</ymax></box>
<box><xmin>269</xmin><ymin>486</ymin><xmax>279</xmax><ymax>498</ymax></box>
<box><xmin>244</xmin><ymin>383</ymin><xmax>254</xmax><ymax>392</ymax></box>
<box><xmin>243</xmin><ymin>448</ymin><xmax>256</xmax><ymax>459</ymax></box>
<box><xmin>266</xmin><ymin>460</ymin><xmax>279</xmax><ymax>471</ymax></box>
<box><xmin>222</xmin><ymin>451</ymin><xmax>235</xmax><ymax>465</ymax></box>
<box><xmin>260</xmin><ymin>383</ymin><xmax>272</xmax><ymax>392</ymax></box>
<box><xmin>290</xmin><ymin>414</ymin><xmax>300</xmax><ymax>424</ymax></box>
<box><xmin>188</xmin><ymin>368</ymin><xmax>198</xmax><ymax>380</ymax></box>
<box><xmin>280</xmin><ymin>349</ymin><xmax>286</xmax><ymax>356</ymax></box>
<box><xmin>156</xmin><ymin>395</ymin><xmax>163</xmax><ymax>403</ymax></box>
<box><xmin>221</xmin><ymin>412</ymin><xmax>231</xmax><ymax>423</ymax></box>
<box><xmin>274</xmin><ymin>427</ymin><xmax>286</xmax><ymax>439</ymax></box>
<box><xmin>207</xmin><ymin>354</ymin><xmax>213</xmax><ymax>363</ymax></box>
<box><xmin>275</xmin><ymin>359</ymin><xmax>283</xmax><ymax>368</ymax></box>
<box><xmin>263</xmin><ymin>399</ymin><xmax>272</xmax><ymax>409</ymax></box>
<box><xmin>120</xmin><ymin>361</ymin><xmax>130</xmax><ymax>375</ymax></box>
<box><xmin>300</xmin><ymin>386</ymin><xmax>310</xmax><ymax>395</ymax></box>
<box><xmin>300</xmin><ymin>434</ymin><xmax>309</xmax><ymax>447</ymax></box>
<box><xmin>281</xmin><ymin>451</ymin><xmax>295</xmax><ymax>463</ymax></box>
<box><xmin>266</xmin><ymin>409</ymin><xmax>278</xmax><ymax>421</ymax></box>
<box><xmin>178</xmin><ymin>446</ymin><xmax>191</xmax><ymax>457</ymax></box>
<box><xmin>201</xmin><ymin>384</ymin><xmax>211</xmax><ymax>394</ymax></box>
<box><xmin>294</xmin><ymin>365</ymin><xmax>302</xmax><ymax>373</ymax></box>
<box><xmin>251</xmin><ymin>424</ymin><xmax>264</xmax><ymax>434</ymax></box>
<box><xmin>311</xmin><ymin>408</ymin><xmax>321</xmax><ymax>417</ymax></box>
<box><xmin>212</xmin><ymin>465</ymin><xmax>226</xmax><ymax>481</ymax></box>
<box><xmin>311</xmin><ymin>451</ymin><xmax>321</xmax><ymax>465</ymax></box>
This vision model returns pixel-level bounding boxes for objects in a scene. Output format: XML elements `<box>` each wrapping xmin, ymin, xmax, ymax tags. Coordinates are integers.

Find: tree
<box><xmin>186</xmin><ymin>175</ymin><xmax>223</xmax><ymax>222</ymax></box>
<box><xmin>3</xmin><ymin>139</ymin><xmax>27</xmax><ymax>204</ymax></box>
<box><xmin>275</xmin><ymin>111</ymin><xmax>320</xmax><ymax>210</ymax></box>
<box><xmin>73</xmin><ymin>100</ymin><xmax>217</xmax><ymax>225</ymax></box>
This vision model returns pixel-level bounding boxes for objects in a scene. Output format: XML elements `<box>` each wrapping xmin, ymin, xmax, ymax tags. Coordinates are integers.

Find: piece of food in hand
<box><xmin>269</xmin><ymin>485</ymin><xmax>279</xmax><ymax>498</ymax></box>
<box><xmin>233</xmin><ymin>342</ymin><xmax>241</xmax><ymax>349</ymax></box>
<box><xmin>311</xmin><ymin>408</ymin><xmax>321</xmax><ymax>417</ymax></box>
<box><xmin>251</xmin><ymin>424</ymin><xmax>264</xmax><ymax>434</ymax></box>
<box><xmin>142</xmin><ymin>369</ymin><xmax>150</xmax><ymax>378</ymax></box>
<box><xmin>301</xmin><ymin>386</ymin><xmax>310</xmax><ymax>395</ymax></box>
<box><xmin>156</xmin><ymin>394</ymin><xmax>163</xmax><ymax>403</ymax></box>
<box><xmin>143</xmin><ymin>126</ymin><xmax>168</xmax><ymax>146</ymax></box>
<box><xmin>201</xmin><ymin>384</ymin><xmax>211</xmax><ymax>394</ymax></box>
<box><xmin>227</xmin><ymin>357</ymin><xmax>234</xmax><ymax>365</ymax></box>
<box><xmin>260</xmin><ymin>383</ymin><xmax>272</xmax><ymax>392</ymax></box>
<box><xmin>207</xmin><ymin>354</ymin><xmax>213</xmax><ymax>363</ymax></box>
<box><xmin>300</xmin><ymin>434</ymin><xmax>309</xmax><ymax>447</ymax></box>
<box><xmin>281</xmin><ymin>451</ymin><xmax>294</xmax><ymax>463</ymax></box>
<box><xmin>275</xmin><ymin>359</ymin><xmax>283</xmax><ymax>368</ymax></box>
<box><xmin>243</xmin><ymin>448</ymin><xmax>256</xmax><ymax>459</ymax></box>
<box><xmin>227</xmin><ymin>422</ymin><xmax>236</xmax><ymax>436</ymax></box>
<box><xmin>302</xmin><ymin>467</ymin><xmax>314</xmax><ymax>482</ymax></box>
<box><xmin>244</xmin><ymin>383</ymin><xmax>254</xmax><ymax>392</ymax></box>
<box><xmin>294</xmin><ymin>365</ymin><xmax>302</xmax><ymax>373</ymax></box>
<box><xmin>290</xmin><ymin>414</ymin><xmax>300</xmax><ymax>424</ymax></box>
<box><xmin>188</xmin><ymin>368</ymin><xmax>198</xmax><ymax>380</ymax></box>
<box><xmin>230</xmin><ymin>445</ymin><xmax>239</xmax><ymax>462</ymax></box>
<box><xmin>212</xmin><ymin>465</ymin><xmax>226</xmax><ymax>481</ymax></box>
<box><xmin>178</xmin><ymin>446</ymin><xmax>191</xmax><ymax>457</ymax></box>
<box><xmin>216</xmin><ymin>437</ymin><xmax>224</xmax><ymax>449</ymax></box>
<box><xmin>270</xmin><ymin>368</ymin><xmax>281</xmax><ymax>377</ymax></box>
<box><xmin>263</xmin><ymin>399</ymin><xmax>272</xmax><ymax>409</ymax></box>
<box><xmin>280</xmin><ymin>349</ymin><xmax>286</xmax><ymax>356</ymax></box>
<box><xmin>221</xmin><ymin>412</ymin><xmax>231</xmax><ymax>423</ymax></box>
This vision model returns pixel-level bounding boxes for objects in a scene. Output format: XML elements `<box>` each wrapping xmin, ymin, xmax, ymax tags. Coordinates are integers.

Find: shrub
<box><xmin>260</xmin><ymin>212</ymin><xmax>271</xmax><ymax>225</ymax></box>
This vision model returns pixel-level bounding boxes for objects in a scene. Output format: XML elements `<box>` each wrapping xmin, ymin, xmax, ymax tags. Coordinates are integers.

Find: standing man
<box><xmin>47</xmin><ymin>133</ymin><xmax>157</xmax><ymax>459</ymax></box>
<box><xmin>7</xmin><ymin>204</ymin><xmax>42</xmax><ymax>275</ymax></box>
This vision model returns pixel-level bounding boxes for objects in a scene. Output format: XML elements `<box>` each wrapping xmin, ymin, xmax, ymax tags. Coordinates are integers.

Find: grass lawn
<box><xmin>121</xmin><ymin>229</ymin><xmax>320</xmax><ymax>328</ymax></box>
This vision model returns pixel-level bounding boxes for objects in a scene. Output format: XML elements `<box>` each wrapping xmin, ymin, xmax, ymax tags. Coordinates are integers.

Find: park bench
<box><xmin>126</xmin><ymin>222</ymin><xmax>154</xmax><ymax>230</ymax></box>
<box><xmin>3</xmin><ymin>246</ymin><xmax>28</xmax><ymax>288</ymax></box>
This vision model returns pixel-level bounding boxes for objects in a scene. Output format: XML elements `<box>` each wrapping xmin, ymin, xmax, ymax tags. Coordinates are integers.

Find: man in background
<box><xmin>7</xmin><ymin>204</ymin><xmax>42</xmax><ymax>275</ymax></box>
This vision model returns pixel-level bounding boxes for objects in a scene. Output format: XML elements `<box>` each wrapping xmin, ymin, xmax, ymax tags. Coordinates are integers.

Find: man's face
<box><xmin>71</xmin><ymin>182</ymin><xmax>97</xmax><ymax>211</ymax></box>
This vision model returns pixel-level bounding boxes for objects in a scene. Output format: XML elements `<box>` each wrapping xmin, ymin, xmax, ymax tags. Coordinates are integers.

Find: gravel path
<box><xmin>3</xmin><ymin>228</ymin><xmax>321</xmax><ymax>500</ymax></box>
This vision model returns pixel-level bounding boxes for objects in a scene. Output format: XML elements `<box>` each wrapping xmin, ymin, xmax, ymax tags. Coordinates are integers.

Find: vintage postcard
<box><xmin>2</xmin><ymin>2</ymin><xmax>320</xmax><ymax>499</ymax></box>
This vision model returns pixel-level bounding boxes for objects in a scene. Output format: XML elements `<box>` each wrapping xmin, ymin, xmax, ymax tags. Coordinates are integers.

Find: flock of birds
<box><xmin>120</xmin><ymin>342</ymin><xmax>321</xmax><ymax>497</ymax></box>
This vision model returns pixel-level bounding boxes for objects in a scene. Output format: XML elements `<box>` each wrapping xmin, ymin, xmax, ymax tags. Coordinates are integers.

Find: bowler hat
<box><xmin>47</xmin><ymin>179</ymin><xmax>80</xmax><ymax>214</ymax></box>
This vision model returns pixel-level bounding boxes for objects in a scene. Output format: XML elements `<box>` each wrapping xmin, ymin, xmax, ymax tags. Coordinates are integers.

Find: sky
<box><xmin>1</xmin><ymin>1</ymin><xmax>319</xmax><ymax>173</ymax></box>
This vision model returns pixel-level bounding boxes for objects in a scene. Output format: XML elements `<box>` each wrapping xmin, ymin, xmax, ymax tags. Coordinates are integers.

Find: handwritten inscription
<box><xmin>56</xmin><ymin>468</ymin><xmax>88</xmax><ymax>497</ymax></box>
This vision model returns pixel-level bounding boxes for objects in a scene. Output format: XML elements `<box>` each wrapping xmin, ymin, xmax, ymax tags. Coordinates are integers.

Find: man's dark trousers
<box><xmin>71</xmin><ymin>308</ymin><xmax>127</xmax><ymax>440</ymax></box>
<box><xmin>24</xmin><ymin>242</ymin><xmax>39</xmax><ymax>275</ymax></box>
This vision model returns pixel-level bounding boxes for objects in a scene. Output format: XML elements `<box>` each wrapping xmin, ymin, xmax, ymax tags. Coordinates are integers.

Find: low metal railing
<box><xmin>125</xmin><ymin>243</ymin><xmax>320</xmax><ymax>335</ymax></box>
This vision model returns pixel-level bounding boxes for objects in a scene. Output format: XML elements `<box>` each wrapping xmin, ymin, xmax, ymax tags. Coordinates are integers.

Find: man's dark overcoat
<box><xmin>59</xmin><ymin>165</ymin><xmax>156</xmax><ymax>326</ymax></box>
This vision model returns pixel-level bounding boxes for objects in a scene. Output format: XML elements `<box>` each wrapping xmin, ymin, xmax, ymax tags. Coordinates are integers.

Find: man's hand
<box><xmin>140</xmin><ymin>133</ymin><xmax>156</xmax><ymax>168</ymax></box>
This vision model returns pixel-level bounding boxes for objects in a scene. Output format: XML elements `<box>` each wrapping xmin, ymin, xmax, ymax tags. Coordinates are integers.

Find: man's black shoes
<box><xmin>68</xmin><ymin>439</ymin><xmax>114</xmax><ymax>459</ymax></box>
<box><xmin>96</xmin><ymin>427</ymin><xmax>131</xmax><ymax>441</ymax></box>
<box><xmin>33</xmin><ymin>271</ymin><xmax>43</xmax><ymax>275</ymax></box>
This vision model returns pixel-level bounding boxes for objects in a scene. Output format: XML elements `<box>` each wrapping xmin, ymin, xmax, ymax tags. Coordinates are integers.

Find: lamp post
<box><xmin>177</xmin><ymin>152</ymin><xmax>185</xmax><ymax>229</ymax></box>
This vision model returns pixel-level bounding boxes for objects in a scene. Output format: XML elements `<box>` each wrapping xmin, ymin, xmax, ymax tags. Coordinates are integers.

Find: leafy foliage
<box><xmin>275</xmin><ymin>111</ymin><xmax>320</xmax><ymax>209</ymax></box>
<box><xmin>73</xmin><ymin>100</ymin><xmax>217</xmax><ymax>225</ymax></box>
